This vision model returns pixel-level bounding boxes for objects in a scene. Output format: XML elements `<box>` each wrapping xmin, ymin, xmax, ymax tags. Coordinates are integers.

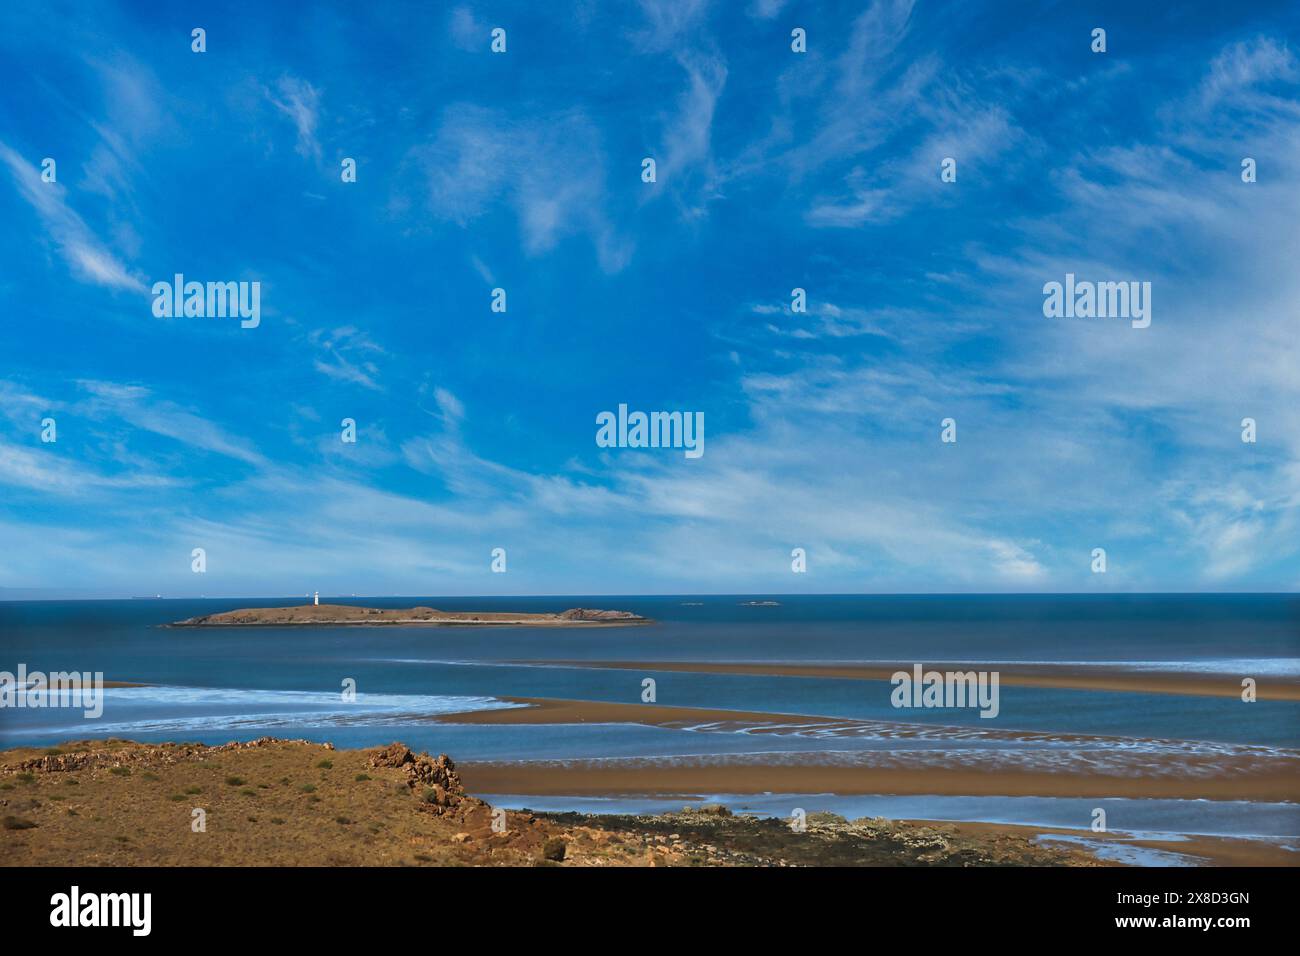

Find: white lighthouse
<box><xmin>313</xmin><ymin>590</ymin><xmax>319</xmax><ymax>606</ymax></box>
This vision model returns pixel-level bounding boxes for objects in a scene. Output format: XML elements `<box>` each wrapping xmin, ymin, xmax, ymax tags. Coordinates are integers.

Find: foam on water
<box><xmin>12</xmin><ymin>684</ymin><xmax>522</xmax><ymax>736</ymax></box>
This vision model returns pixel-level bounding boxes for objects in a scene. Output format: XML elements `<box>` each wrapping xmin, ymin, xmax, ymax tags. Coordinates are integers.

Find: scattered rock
<box><xmin>368</xmin><ymin>742</ymin><xmax>414</xmax><ymax>769</ymax></box>
<box><xmin>806</xmin><ymin>811</ymin><xmax>847</xmax><ymax>827</ymax></box>
<box><xmin>369</xmin><ymin>743</ymin><xmax>483</xmax><ymax>817</ymax></box>
<box><xmin>3</xmin><ymin>737</ymin><xmax>324</xmax><ymax>777</ymax></box>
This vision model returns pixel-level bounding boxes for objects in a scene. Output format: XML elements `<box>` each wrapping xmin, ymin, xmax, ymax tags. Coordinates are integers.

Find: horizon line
<box><xmin>2</xmin><ymin>590</ymin><xmax>1298</xmax><ymax>604</ymax></box>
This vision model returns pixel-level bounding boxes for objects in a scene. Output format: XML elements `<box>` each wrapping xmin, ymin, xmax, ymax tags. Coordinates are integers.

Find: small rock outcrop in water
<box><xmin>368</xmin><ymin>742</ymin><xmax>484</xmax><ymax>816</ymax></box>
<box><xmin>558</xmin><ymin>608</ymin><xmax>641</xmax><ymax>621</ymax></box>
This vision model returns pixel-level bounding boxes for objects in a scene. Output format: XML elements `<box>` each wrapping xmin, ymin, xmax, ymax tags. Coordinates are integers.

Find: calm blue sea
<box><xmin>2</xmin><ymin>594</ymin><xmax>1297</xmax><ymax>840</ymax></box>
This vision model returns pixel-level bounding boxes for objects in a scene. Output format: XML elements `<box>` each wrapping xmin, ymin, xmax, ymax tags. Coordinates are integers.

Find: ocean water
<box><xmin>1</xmin><ymin>594</ymin><xmax>1297</xmax><ymax>843</ymax></box>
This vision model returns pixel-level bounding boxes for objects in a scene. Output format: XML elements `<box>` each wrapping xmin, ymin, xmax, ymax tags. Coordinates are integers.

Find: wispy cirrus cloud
<box><xmin>264</xmin><ymin>75</ymin><xmax>323</xmax><ymax>161</ymax></box>
<box><xmin>448</xmin><ymin>5</ymin><xmax>487</xmax><ymax>52</ymax></box>
<box><xmin>650</xmin><ymin>50</ymin><xmax>728</xmax><ymax>217</ymax></box>
<box><xmin>0</xmin><ymin>440</ymin><xmax>173</xmax><ymax>496</ymax></box>
<box><xmin>0</xmin><ymin>141</ymin><xmax>145</xmax><ymax>291</ymax></box>
<box><xmin>1196</xmin><ymin>35</ymin><xmax>1299</xmax><ymax>110</ymax></box>
<box><xmin>77</xmin><ymin>380</ymin><xmax>267</xmax><ymax>466</ymax></box>
<box><xmin>409</xmin><ymin>104</ymin><xmax>631</xmax><ymax>271</ymax></box>
<box><xmin>309</xmin><ymin>326</ymin><xmax>386</xmax><ymax>391</ymax></box>
<box><xmin>1</xmin><ymin>3</ymin><xmax>1296</xmax><ymax>595</ymax></box>
<box><xmin>632</xmin><ymin>0</ymin><xmax>712</xmax><ymax>53</ymax></box>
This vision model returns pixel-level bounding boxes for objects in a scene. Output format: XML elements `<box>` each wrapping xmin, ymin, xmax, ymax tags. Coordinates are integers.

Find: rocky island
<box><xmin>169</xmin><ymin>604</ymin><xmax>650</xmax><ymax>627</ymax></box>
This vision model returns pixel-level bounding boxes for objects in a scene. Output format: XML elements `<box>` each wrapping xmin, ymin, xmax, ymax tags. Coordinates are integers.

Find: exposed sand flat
<box><xmin>170</xmin><ymin>604</ymin><xmax>650</xmax><ymax>627</ymax></box>
<box><xmin>510</xmin><ymin>659</ymin><xmax>1300</xmax><ymax>701</ymax></box>
<box><xmin>458</xmin><ymin>754</ymin><xmax>1300</xmax><ymax>803</ymax></box>
<box><xmin>431</xmin><ymin>695</ymin><xmax>849</xmax><ymax>729</ymax></box>
<box><xmin>441</xmin><ymin>697</ymin><xmax>1300</xmax><ymax>802</ymax></box>
<box><xmin>432</xmin><ymin>695</ymin><xmax>1284</xmax><ymax>748</ymax></box>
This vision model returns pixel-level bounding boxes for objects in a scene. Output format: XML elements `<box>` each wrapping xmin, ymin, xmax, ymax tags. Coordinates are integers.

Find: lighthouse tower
<box><xmin>313</xmin><ymin>590</ymin><xmax>319</xmax><ymax>606</ymax></box>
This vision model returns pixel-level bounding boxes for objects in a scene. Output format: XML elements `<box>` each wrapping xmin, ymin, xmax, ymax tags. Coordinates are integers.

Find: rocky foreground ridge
<box><xmin>1</xmin><ymin>738</ymin><xmax>1099</xmax><ymax>867</ymax></box>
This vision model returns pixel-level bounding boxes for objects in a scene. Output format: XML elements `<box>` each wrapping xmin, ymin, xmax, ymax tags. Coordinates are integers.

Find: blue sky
<box><xmin>1</xmin><ymin>0</ymin><xmax>1298</xmax><ymax>597</ymax></box>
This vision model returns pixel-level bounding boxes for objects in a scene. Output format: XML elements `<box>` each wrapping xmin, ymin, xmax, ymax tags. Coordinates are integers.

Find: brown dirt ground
<box><xmin>0</xmin><ymin>737</ymin><xmax>1118</xmax><ymax>868</ymax></box>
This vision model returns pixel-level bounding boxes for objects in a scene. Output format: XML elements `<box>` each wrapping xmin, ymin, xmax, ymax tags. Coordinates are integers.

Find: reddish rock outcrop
<box><xmin>368</xmin><ymin>742</ymin><xmax>483</xmax><ymax>816</ymax></box>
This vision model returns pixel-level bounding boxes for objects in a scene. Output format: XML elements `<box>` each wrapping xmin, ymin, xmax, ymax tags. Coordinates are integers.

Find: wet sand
<box><xmin>510</xmin><ymin>659</ymin><xmax>1300</xmax><ymax>701</ymax></box>
<box><xmin>433</xmin><ymin>695</ymin><xmax>850</xmax><ymax>729</ymax></box>
<box><xmin>933</xmin><ymin>821</ymin><xmax>1297</xmax><ymax>867</ymax></box>
<box><xmin>442</xmin><ymin>697</ymin><xmax>1300</xmax><ymax>802</ymax></box>
<box><xmin>457</xmin><ymin>753</ymin><xmax>1299</xmax><ymax>802</ymax></box>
